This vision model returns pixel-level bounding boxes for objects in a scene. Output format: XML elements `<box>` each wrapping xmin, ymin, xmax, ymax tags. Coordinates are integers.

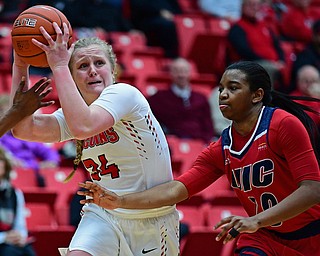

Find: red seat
<box><xmin>177</xmin><ymin>205</ymin><xmax>206</xmax><ymax>228</ymax></box>
<box><xmin>205</xmin><ymin>190</ymin><xmax>242</xmax><ymax>207</ymax></box>
<box><xmin>174</xmin><ymin>14</ymin><xmax>208</xmax><ymax>58</ymax></box>
<box><xmin>10</xmin><ymin>168</ymin><xmax>39</xmax><ymax>189</ymax></box>
<box><xmin>31</xmin><ymin>226</ymin><xmax>75</xmax><ymax>256</ymax></box>
<box><xmin>25</xmin><ymin>202</ymin><xmax>58</xmax><ymax>231</ymax></box>
<box><xmin>0</xmin><ymin>72</ymin><xmax>11</xmax><ymax>94</ymax></box>
<box><xmin>0</xmin><ymin>23</ymin><xmax>13</xmax><ymax>74</ymax></box>
<box><xmin>187</xmin><ymin>33</ymin><xmax>228</xmax><ymax>77</ymax></box>
<box><xmin>122</xmin><ymin>54</ymin><xmax>163</xmax><ymax>94</ymax></box>
<box><xmin>181</xmin><ymin>226</ymin><xmax>236</xmax><ymax>256</ymax></box>
<box><xmin>166</xmin><ymin>135</ymin><xmax>206</xmax><ymax>174</ymax></box>
<box><xmin>279</xmin><ymin>41</ymin><xmax>296</xmax><ymax>90</ymax></box>
<box><xmin>40</xmin><ymin>168</ymin><xmax>87</xmax><ymax>225</ymax></box>
<box><xmin>207</xmin><ymin>18</ymin><xmax>233</xmax><ymax>36</ymax></box>
<box><xmin>23</xmin><ymin>188</ymin><xmax>58</xmax><ymax>212</ymax></box>
<box><xmin>206</xmin><ymin>205</ymin><xmax>247</xmax><ymax>229</ymax></box>
<box><xmin>109</xmin><ymin>31</ymin><xmax>147</xmax><ymax>51</ymax></box>
<box><xmin>177</xmin><ymin>0</ymin><xmax>201</xmax><ymax>14</ymax></box>
<box><xmin>142</xmin><ymin>74</ymin><xmax>171</xmax><ymax>96</ymax></box>
<box><xmin>0</xmin><ymin>24</ymin><xmax>13</xmax><ymax>93</ymax></box>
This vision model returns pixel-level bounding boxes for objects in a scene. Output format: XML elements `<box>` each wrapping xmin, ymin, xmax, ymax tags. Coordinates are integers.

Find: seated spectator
<box><xmin>227</xmin><ymin>0</ymin><xmax>286</xmax><ymax>90</ymax></box>
<box><xmin>208</xmin><ymin>87</ymin><xmax>232</xmax><ymax>136</ymax></box>
<box><xmin>290</xmin><ymin>65</ymin><xmax>320</xmax><ymax>129</ymax></box>
<box><xmin>198</xmin><ymin>0</ymin><xmax>242</xmax><ymax>21</ymax></box>
<box><xmin>147</xmin><ymin>58</ymin><xmax>215</xmax><ymax>143</ymax></box>
<box><xmin>290</xmin><ymin>20</ymin><xmax>320</xmax><ymax>93</ymax></box>
<box><xmin>279</xmin><ymin>0</ymin><xmax>315</xmax><ymax>45</ymax></box>
<box><xmin>63</xmin><ymin>0</ymin><xmax>133</xmax><ymax>33</ymax></box>
<box><xmin>130</xmin><ymin>0</ymin><xmax>182</xmax><ymax>58</ymax></box>
<box><xmin>0</xmin><ymin>147</ymin><xmax>36</xmax><ymax>256</ymax></box>
<box><xmin>0</xmin><ymin>95</ymin><xmax>61</xmax><ymax>187</ymax></box>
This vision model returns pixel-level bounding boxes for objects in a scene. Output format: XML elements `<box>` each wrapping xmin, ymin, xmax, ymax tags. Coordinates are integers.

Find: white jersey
<box><xmin>53</xmin><ymin>83</ymin><xmax>175</xmax><ymax>218</ymax></box>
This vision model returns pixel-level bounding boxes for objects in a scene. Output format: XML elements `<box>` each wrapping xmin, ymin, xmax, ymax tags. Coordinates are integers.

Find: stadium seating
<box><xmin>207</xmin><ymin>18</ymin><xmax>232</xmax><ymax>36</ymax></box>
<box><xmin>31</xmin><ymin>226</ymin><xmax>75</xmax><ymax>256</ymax></box>
<box><xmin>177</xmin><ymin>205</ymin><xmax>207</xmax><ymax>228</ymax></box>
<box><xmin>205</xmin><ymin>205</ymin><xmax>248</xmax><ymax>229</ymax></box>
<box><xmin>166</xmin><ymin>135</ymin><xmax>207</xmax><ymax>174</ymax></box>
<box><xmin>11</xmin><ymin>167</ymin><xmax>39</xmax><ymax>189</ymax></box>
<box><xmin>180</xmin><ymin>226</ymin><xmax>236</xmax><ymax>256</ymax></box>
<box><xmin>40</xmin><ymin>167</ymin><xmax>87</xmax><ymax>225</ymax></box>
<box><xmin>174</xmin><ymin>14</ymin><xmax>208</xmax><ymax>58</ymax></box>
<box><xmin>25</xmin><ymin>202</ymin><xmax>58</xmax><ymax>231</ymax></box>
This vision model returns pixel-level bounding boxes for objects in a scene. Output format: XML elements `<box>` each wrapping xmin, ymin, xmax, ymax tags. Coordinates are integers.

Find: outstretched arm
<box><xmin>215</xmin><ymin>180</ymin><xmax>320</xmax><ymax>244</ymax></box>
<box><xmin>0</xmin><ymin>77</ymin><xmax>53</xmax><ymax>137</ymax></box>
<box><xmin>78</xmin><ymin>180</ymin><xmax>189</xmax><ymax>209</ymax></box>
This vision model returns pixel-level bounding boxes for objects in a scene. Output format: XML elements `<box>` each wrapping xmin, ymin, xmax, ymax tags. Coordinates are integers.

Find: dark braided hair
<box><xmin>226</xmin><ymin>61</ymin><xmax>320</xmax><ymax>164</ymax></box>
<box><xmin>64</xmin><ymin>37</ymin><xmax>117</xmax><ymax>182</ymax></box>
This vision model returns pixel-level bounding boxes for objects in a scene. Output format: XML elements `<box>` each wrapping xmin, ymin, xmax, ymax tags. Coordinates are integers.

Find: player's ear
<box><xmin>252</xmin><ymin>88</ymin><xmax>264</xmax><ymax>104</ymax></box>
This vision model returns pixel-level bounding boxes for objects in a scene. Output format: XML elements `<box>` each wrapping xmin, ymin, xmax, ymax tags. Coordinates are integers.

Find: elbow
<box><xmin>311</xmin><ymin>181</ymin><xmax>320</xmax><ymax>204</ymax></box>
<box><xmin>315</xmin><ymin>183</ymin><xmax>320</xmax><ymax>204</ymax></box>
<box><xmin>301</xmin><ymin>180</ymin><xmax>320</xmax><ymax>205</ymax></box>
<box><xmin>11</xmin><ymin>127</ymin><xmax>26</xmax><ymax>139</ymax></box>
<box><xmin>69</xmin><ymin>126</ymin><xmax>92</xmax><ymax>140</ymax></box>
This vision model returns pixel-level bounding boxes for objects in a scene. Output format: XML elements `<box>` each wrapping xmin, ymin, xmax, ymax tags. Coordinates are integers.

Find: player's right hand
<box><xmin>78</xmin><ymin>181</ymin><xmax>121</xmax><ymax>210</ymax></box>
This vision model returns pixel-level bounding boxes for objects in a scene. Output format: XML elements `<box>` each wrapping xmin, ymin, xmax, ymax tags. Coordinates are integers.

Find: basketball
<box><xmin>11</xmin><ymin>5</ymin><xmax>73</xmax><ymax>68</ymax></box>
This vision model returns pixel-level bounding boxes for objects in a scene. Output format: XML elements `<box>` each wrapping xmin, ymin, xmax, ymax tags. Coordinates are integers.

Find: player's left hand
<box><xmin>78</xmin><ymin>181</ymin><xmax>122</xmax><ymax>209</ymax></box>
<box><xmin>214</xmin><ymin>215</ymin><xmax>260</xmax><ymax>244</ymax></box>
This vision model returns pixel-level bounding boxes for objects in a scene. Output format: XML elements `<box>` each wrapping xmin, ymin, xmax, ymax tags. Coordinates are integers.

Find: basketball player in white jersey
<box><xmin>10</xmin><ymin>23</ymin><xmax>179</xmax><ymax>256</ymax></box>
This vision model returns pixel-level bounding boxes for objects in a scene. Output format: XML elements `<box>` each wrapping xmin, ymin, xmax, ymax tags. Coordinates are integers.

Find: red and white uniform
<box><xmin>54</xmin><ymin>83</ymin><xmax>179</xmax><ymax>256</ymax></box>
<box><xmin>177</xmin><ymin>106</ymin><xmax>320</xmax><ymax>255</ymax></box>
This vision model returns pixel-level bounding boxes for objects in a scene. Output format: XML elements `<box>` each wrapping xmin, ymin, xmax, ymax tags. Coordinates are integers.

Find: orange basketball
<box><xmin>11</xmin><ymin>5</ymin><xmax>73</xmax><ymax>68</ymax></box>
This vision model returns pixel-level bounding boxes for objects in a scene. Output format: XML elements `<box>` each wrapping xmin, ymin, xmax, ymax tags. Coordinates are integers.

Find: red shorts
<box><xmin>236</xmin><ymin>228</ymin><xmax>320</xmax><ymax>256</ymax></box>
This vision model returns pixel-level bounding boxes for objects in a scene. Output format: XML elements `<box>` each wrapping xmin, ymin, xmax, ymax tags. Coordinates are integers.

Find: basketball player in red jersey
<box><xmin>79</xmin><ymin>61</ymin><xmax>320</xmax><ymax>255</ymax></box>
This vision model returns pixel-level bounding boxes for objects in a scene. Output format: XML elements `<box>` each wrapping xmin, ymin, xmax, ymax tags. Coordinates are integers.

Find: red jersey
<box><xmin>177</xmin><ymin>107</ymin><xmax>320</xmax><ymax>233</ymax></box>
<box><xmin>236</xmin><ymin>18</ymin><xmax>279</xmax><ymax>61</ymax></box>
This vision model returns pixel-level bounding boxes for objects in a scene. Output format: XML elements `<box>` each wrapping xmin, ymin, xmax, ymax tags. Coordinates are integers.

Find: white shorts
<box><xmin>68</xmin><ymin>204</ymin><xmax>180</xmax><ymax>256</ymax></box>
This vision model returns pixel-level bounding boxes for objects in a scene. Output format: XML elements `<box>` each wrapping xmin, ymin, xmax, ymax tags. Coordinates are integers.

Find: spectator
<box><xmin>130</xmin><ymin>0</ymin><xmax>182</xmax><ymax>58</ymax></box>
<box><xmin>279</xmin><ymin>0</ymin><xmax>315</xmax><ymax>44</ymax></box>
<box><xmin>290</xmin><ymin>19</ymin><xmax>320</xmax><ymax>92</ymax></box>
<box><xmin>208</xmin><ymin>87</ymin><xmax>232</xmax><ymax>136</ymax></box>
<box><xmin>0</xmin><ymin>94</ymin><xmax>60</xmax><ymax>186</ymax></box>
<box><xmin>290</xmin><ymin>65</ymin><xmax>320</xmax><ymax>131</ymax></box>
<box><xmin>0</xmin><ymin>147</ymin><xmax>36</xmax><ymax>256</ymax></box>
<box><xmin>63</xmin><ymin>0</ymin><xmax>133</xmax><ymax>32</ymax></box>
<box><xmin>148</xmin><ymin>58</ymin><xmax>215</xmax><ymax>143</ymax></box>
<box><xmin>227</xmin><ymin>0</ymin><xmax>286</xmax><ymax>90</ymax></box>
<box><xmin>198</xmin><ymin>0</ymin><xmax>242</xmax><ymax>21</ymax></box>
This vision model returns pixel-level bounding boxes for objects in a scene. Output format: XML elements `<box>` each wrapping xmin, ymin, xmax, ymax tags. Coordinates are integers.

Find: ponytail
<box><xmin>268</xmin><ymin>91</ymin><xmax>320</xmax><ymax>164</ymax></box>
<box><xmin>64</xmin><ymin>140</ymin><xmax>84</xmax><ymax>183</ymax></box>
